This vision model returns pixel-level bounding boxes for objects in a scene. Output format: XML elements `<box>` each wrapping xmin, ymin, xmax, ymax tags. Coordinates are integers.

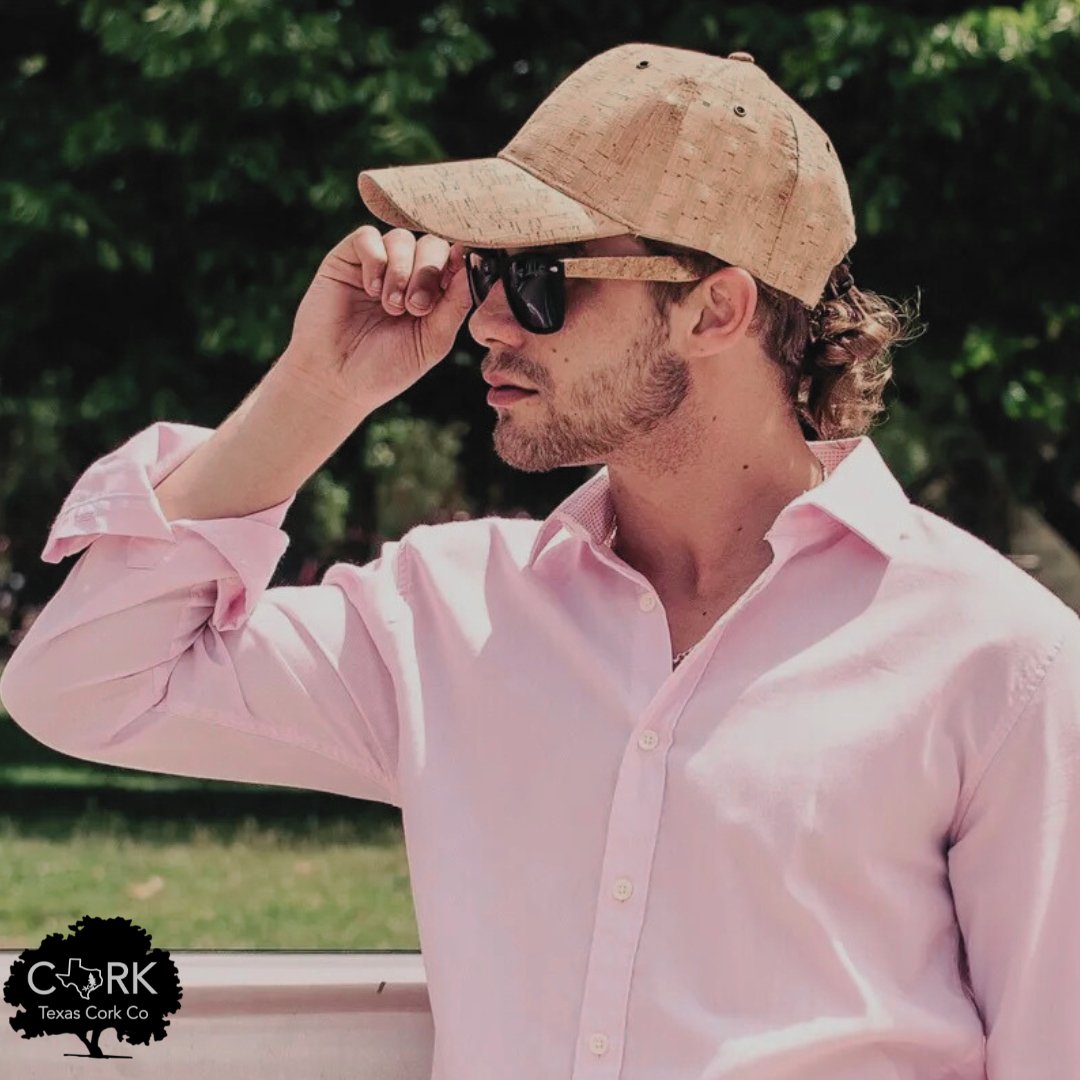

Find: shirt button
<box><xmin>588</xmin><ymin>1033</ymin><xmax>609</xmax><ymax>1055</ymax></box>
<box><xmin>638</xmin><ymin>591</ymin><xmax>658</xmax><ymax>612</ymax></box>
<box><xmin>637</xmin><ymin>729</ymin><xmax>659</xmax><ymax>750</ymax></box>
<box><xmin>612</xmin><ymin>877</ymin><xmax>633</xmax><ymax>901</ymax></box>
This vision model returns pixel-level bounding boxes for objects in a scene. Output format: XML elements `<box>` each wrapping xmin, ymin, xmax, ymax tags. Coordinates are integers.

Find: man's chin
<box><xmin>492</xmin><ymin>434</ymin><xmax>561</xmax><ymax>473</ymax></box>
<box><xmin>492</xmin><ymin>445</ymin><xmax>556</xmax><ymax>473</ymax></box>
<box><xmin>492</xmin><ymin>436</ymin><xmax>603</xmax><ymax>473</ymax></box>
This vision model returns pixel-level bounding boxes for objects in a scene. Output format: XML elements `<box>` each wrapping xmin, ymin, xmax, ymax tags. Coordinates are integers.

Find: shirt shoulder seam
<box><xmin>950</xmin><ymin>615</ymin><xmax>1076</xmax><ymax>840</ymax></box>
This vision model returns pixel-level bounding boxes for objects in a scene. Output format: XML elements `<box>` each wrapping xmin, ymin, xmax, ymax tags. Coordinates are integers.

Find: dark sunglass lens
<box><xmin>465</xmin><ymin>251</ymin><xmax>500</xmax><ymax>305</ymax></box>
<box><xmin>508</xmin><ymin>254</ymin><xmax>563</xmax><ymax>332</ymax></box>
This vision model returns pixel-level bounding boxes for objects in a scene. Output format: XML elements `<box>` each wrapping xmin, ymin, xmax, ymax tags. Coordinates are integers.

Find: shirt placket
<box><xmin>569</xmin><ymin>529</ymin><xmax>802</xmax><ymax>1078</ymax></box>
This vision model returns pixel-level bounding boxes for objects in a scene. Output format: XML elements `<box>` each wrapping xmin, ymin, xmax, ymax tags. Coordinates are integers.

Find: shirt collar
<box><xmin>525</xmin><ymin>436</ymin><xmax>913</xmax><ymax>568</ymax></box>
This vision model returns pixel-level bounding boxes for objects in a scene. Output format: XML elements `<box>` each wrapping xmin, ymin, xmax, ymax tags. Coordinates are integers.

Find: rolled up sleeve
<box><xmin>0</xmin><ymin>420</ymin><xmax>404</xmax><ymax>806</ymax></box>
<box><xmin>38</xmin><ymin>420</ymin><xmax>294</xmax><ymax>632</ymax></box>
<box><xmin>947</xmin><ymin>610</ymin><xmax>1080</xmax><ymax>1078</ymax></box>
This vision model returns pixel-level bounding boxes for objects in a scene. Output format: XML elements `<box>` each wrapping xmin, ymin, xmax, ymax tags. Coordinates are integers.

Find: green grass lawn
<box><xmin>0</xmin><ymin>691</ymin><xmax>419</xmax><ymax>951</ymax></box>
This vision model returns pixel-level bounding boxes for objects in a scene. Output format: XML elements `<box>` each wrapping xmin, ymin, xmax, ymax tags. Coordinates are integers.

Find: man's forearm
<box><xmin>153</xmin><ymin>359</ymin><xmax>373</xmax><ymax>522</ymax></box>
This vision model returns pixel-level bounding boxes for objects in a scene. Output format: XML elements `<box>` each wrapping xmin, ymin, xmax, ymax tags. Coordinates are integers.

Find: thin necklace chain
<box><xmin>602</xmin><ymin>460</ymin><xmax>831</xmax><ymax>668</ymax></box>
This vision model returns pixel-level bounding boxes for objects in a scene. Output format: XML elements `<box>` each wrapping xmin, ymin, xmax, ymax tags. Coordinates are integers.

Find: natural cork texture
<box><xmin>561</xmin><ymin>256</ymin><xmax>700</xmax><ymax>281</ymax></box>
<box><xmin>358</xmin><ymin>43</ymin><xmax>856</xmax><ymax>307</ymax></box>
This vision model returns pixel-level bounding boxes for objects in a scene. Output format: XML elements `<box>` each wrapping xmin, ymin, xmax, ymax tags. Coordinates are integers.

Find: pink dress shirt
<box><xmin>2</xmin><ymin>419</ymin><xmax>1079</xmax><ymax>1080</ymax></box>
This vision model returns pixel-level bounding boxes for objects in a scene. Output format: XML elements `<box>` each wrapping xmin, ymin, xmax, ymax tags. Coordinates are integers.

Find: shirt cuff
<box><xmin>41</xmin><ymin>420</ymin><xmax>297</xmax><ymax>632</ymax></box>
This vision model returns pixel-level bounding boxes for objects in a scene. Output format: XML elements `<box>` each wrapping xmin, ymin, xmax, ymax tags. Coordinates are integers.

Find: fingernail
<box><xmin>410</xmin><ymin>290</ymin><xmax>431</xmax><ymax>311</ymax></box>
<box><xmin>388</xmin><ymin>290</ymin><xmax>403</xmax><ymax>307</ymax></box>
<box><xmin>369</xmin><ymin>277</ymin><xmax>383</xmax><ymax>295</ymax></box>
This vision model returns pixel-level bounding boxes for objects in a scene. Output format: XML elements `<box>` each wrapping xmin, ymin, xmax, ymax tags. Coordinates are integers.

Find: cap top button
<box><xmin>727</xmin><ymin>51</ymin><xmax>756</xmax><ymax>63</ymax></box>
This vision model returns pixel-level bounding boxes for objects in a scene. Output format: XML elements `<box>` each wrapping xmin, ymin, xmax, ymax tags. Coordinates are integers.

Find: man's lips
<box><xmin>481</xmin><ymin>373</ymin><xmax>538</xmax><ymax>392</ymax></box>
<box><xmin>486</xmin><ymin>385</ymin><xmax>538</xmax><ymax>406</ymax></box>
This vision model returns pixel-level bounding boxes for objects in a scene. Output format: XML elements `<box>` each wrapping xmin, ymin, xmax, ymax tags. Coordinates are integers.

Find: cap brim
<box><xmin>357</xmin><ymin>155</ymin><xmax>629</xmax><ymax>248</ymax></box>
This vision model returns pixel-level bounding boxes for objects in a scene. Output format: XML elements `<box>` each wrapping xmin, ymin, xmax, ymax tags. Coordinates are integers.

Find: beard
<box><xmin>491</xmin><ymin>311</ymin><xmax>695</xmax><ymax>473</ymax></box>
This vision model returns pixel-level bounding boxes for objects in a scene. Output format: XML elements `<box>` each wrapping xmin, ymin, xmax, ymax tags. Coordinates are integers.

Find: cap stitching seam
<box><xmin>763</xmin><ymin>105</ymin><xmax>801</xmax><ymax>278</ymax></box>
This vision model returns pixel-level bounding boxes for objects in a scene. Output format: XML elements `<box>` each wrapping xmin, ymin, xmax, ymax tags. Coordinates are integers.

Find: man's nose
<box><xmin>467</xmin><ymin>278</ymin><xmax>528</xmax><ymax>348</ymax></box>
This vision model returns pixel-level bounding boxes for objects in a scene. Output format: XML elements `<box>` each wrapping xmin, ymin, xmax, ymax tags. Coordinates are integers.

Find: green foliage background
<box><xmin>2</xmin><ymin>0</ymin><xmax>1079</xmax><ymax>643</ymax></box>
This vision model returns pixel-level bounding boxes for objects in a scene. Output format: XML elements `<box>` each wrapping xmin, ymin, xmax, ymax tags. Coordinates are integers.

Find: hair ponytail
<box><xmin>795</xmin><ymin>259</ymin><xmax>924</xmax><ymax>438</ymax></box>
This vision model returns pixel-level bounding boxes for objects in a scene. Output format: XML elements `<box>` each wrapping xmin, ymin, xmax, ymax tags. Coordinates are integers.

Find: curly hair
<box><xmin>636</xmin><ymin>235</ymin><xmax>925</xmax><ymax>439</ymax></box>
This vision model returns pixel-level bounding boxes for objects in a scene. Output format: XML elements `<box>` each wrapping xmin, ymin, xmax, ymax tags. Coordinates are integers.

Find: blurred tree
<box><xmin>1</xmin><ymin>0</ymin><xmax>1078</xmax><ymax>646</ymax></box>
<box><xmin>0</xmin><ymin>0</ymin><xmax>495</xmax><ymax>642</ymax></box>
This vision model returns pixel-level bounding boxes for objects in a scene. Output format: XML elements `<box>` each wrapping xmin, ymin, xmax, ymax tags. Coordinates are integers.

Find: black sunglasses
<box><xmin>463</xmin><ymin>247</ymin><xmax>701</xmax><ymax>335</ymax></box>
<box><xmin>464</xmin><ymin>248</ymin><xmax>569</xmax><ymax>334</ymax></box>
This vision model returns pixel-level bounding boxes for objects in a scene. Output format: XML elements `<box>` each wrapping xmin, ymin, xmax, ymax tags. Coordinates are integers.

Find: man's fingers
<box><xmin>316</xmin><ymin>225</ymin><xmax>386</xmax><ymax>293</ymax></box>
<box><xmin>331</xmin><ymin>226</ymin><xmax>460</xmax><ymax>317</ymax></box>
<box><xmin>405</xmin><ymin>234</ymin><xmax>452</xmax><ymax>315</ymax></box>
<box><xmin>381</xmin><ymin>228</ymin><xmax>418</xmax><ymax>313</ymax></box>
<box><xmin>349</xmin><ymin>225</ymin><xmax>388</xmax><ymax>296</ymax></box>
<box><xmin>441</xmin><ymin>243</ymin><xmax>467</xmax><ymax>290</ymax></box>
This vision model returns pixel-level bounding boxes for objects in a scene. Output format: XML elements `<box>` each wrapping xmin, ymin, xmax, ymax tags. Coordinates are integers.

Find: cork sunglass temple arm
<box><xmin>558</xmin><ymin>255</ymin><xmax>701</xmax><ymax>282</ymax></box>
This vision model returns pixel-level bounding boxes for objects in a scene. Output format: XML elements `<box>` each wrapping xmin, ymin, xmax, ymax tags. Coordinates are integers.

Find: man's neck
<box><xmin>605</xmin><ymin>442</ymin><xmax>825</xmax><ymax>599</ymax></box>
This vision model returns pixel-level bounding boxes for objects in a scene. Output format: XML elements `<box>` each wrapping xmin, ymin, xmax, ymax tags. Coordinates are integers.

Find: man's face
<box><xmin>468</xmin><ymin>233</ymin><xmax>696</xmax><ymax>473</ymax></box>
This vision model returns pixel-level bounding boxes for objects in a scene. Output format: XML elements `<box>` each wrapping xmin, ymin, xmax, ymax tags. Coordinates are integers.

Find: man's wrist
<box><xmin>271</xmin><ymin>349</ymin><xmax>381</xmax><ymax>420</ymax></box>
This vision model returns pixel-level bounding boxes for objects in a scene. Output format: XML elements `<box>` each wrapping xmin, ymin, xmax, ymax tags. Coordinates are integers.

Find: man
<box><xmin>3</xmin><ymin>42</ymin><xmax>1078</xmax><ymax>1080</ymax></box>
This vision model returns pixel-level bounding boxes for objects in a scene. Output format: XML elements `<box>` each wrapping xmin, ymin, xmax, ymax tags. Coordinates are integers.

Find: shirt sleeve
<box><xmin>946</xmin><ymin>609</ymin><xmax>1080</xmax><ymax>1078</ymax></box>
<box><xmin>0</xmin><ymin>420</ymin><xmax>404</xmax><ymax>807</ymax></box>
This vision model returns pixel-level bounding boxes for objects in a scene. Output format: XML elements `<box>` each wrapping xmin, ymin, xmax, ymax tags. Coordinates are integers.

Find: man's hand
<box><xmin>280</xmin><ymin>226</ymin><xmax>474</xmax><ymax>412</ymax></box>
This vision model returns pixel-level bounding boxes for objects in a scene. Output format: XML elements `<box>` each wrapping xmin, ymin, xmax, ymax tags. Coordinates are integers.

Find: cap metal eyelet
<box><xmin>636</xmin><ymin>60</ymin><xmax>649</xmax><ymax>69</ymax></box>
<box><xmin>734</xmin><ymin>105</ymin><xmax>747</xmax><ymax>117</ymax></box>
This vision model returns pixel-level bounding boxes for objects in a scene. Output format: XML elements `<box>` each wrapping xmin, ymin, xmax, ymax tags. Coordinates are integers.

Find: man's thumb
<box><xmin>425</xmin><ymin>262</ymin><xmax>473</xmax><ymax>337</ymax></box>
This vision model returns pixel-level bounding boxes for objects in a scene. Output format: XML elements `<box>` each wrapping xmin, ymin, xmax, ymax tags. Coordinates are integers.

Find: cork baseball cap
<box><xmin>357</xmin><ymin>43</ymin><xmax>856</xmax><ymax>308</ymax></box>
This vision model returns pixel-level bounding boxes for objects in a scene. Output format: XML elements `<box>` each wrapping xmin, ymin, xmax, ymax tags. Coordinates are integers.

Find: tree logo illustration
<box><xmin>3</xmin><ymin>915</ymin><xmax>182</xmax><ymax>1059</ymax></box>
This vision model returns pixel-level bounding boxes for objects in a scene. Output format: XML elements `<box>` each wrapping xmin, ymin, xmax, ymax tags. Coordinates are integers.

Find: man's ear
<box><xmin>671</xmin><ymin>266</ymin><xmax>758</xmax><ymax>358</ymax></box>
